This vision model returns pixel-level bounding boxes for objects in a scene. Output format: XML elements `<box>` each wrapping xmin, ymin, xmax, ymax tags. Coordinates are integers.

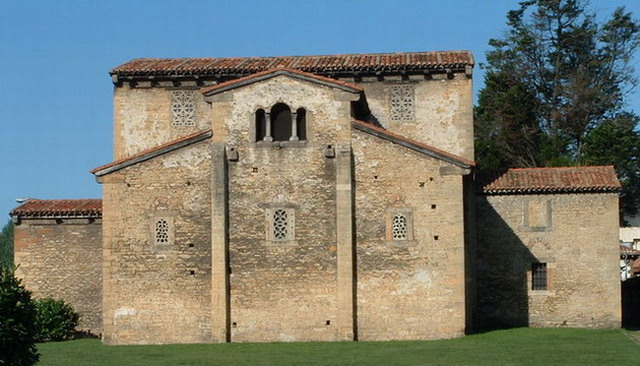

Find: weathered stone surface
<box><xmin>352</xmin><ymin>130</ymin><xmax>467</xmax><ymax>340</ymax></box>
<box><xmin>476</xmin><ymin>193</ymin><xmax>621</xmax><ymax>329</ymax></box>
<box><xmin>14</xmin><ymin>52</ymin><xmax>622</xmax><ymax>346</ymax></box>
<box><xmin>14</xmin><ymin>219</ymin><xmax>102</xmax><ymax>334</ymax></box>
<box><xmin>101</xmin><ymin>141</ymin><xmax>212</xmax><ymax>344</ymax></box>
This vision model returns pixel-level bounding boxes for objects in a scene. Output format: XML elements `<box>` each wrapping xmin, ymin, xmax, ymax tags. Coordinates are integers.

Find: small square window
<box><xmin>532</xmin><ymin>263</ymin><xmax>547</xmax><ymax>290</ymax></box>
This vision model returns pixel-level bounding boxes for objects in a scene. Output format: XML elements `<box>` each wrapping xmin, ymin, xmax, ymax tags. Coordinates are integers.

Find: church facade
<box><xmin>11</xmin><ymin>51</ymin><xmax>622</xmax><ymax>345</ymax></box>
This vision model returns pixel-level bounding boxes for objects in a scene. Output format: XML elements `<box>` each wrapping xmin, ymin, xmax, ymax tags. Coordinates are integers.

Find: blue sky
<box><xmin>1</xmin><ymin>0</ymin><xmax>639</xmax><ymax>221</ymax></box>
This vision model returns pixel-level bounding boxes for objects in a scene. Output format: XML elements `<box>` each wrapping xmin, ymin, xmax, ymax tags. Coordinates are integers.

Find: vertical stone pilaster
<box><xmin>211</xmin><ymin>142</ymin><xmax>230</xmax><ymax>342</ymax></box>
<box><xmin>335</xmin><ymin>142</ymin><xmax>355</xmax><ymax>341</ymax></box>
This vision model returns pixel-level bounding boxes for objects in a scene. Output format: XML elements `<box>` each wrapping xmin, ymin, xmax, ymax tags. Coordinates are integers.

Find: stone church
<box><xmin>11</xmin><ymin>50</ymin><xmax>622</xmax><ymax>345</ymax></box>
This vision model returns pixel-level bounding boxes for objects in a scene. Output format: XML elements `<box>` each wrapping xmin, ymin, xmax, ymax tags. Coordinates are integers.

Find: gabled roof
<box><xmin>92</xmin><ymin>129</ymin><xmax>212</xmax><ymax>177</ymax></box>
<box><xmin>111</xmin><ymin>51</ymin><xmax>474</xmax><ymax>79</ymax></box>
<box><xmin>476</xmin><ymin>166</ymin><xmax>621</xmax><ymax>194</ymax></box>
<box><xmin>351</xmin><ymin>120</ymin><xmax>475</xmax><ymax>169</ymax></box>
<box><xmin>201</xmin><ymin>67</ymin><xmax>363</xmax><ymax>96</ymax></box>
<box><xmin>11</xmin><ymin>199</ymin><xmax>102</xmax><ymax>219</ymax></box>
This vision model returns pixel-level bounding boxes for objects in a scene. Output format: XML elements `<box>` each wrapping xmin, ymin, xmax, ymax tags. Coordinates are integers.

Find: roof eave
<box><xmin>352</xmin><ymin>120</ymin><xmax>474</xmax><ymax>170</ymax></box>
<box><xmin>201</xmin><ymin>68</ymin><xmax>363</xmax><ymax>97</ymax></box>
<box><xmin>92</xmin><ymin>129</ymin><xmax>212</xmax><ymax>177</ymax></box>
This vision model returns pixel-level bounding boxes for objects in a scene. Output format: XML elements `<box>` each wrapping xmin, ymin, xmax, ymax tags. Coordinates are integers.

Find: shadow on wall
<box><xmin>622</xmin><ymin>277</ymin><xmax>640</xmax><ymax>329</ymax></box>
<box><xmin>473</xmin><ymin>196</ymin><xmax>538</xmax><ymax>332</ymax></box>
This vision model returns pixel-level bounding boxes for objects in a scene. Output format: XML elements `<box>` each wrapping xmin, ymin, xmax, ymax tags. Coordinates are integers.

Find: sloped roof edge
<box><xmin>476</xmin><ymin>166</ymin><xmax>621</xmax><ymax>194</ymax></box>
<box><xmin>352</xmin><ymin>120</ymin><xmax>475</xmax><ymax>169</ymax></box>
<box><xmin>11</xmin><ymin>199</ymin><xmax>102</xmax><ymax>219</ymax></box>
<box><xmin>111</xmin><ymin>50</ymin><xmax>474</xmax><ymax>79</ymax></box>
<box><xmin>201</xmin><ymin>67</ymin><xmax>363</xmax><ymax>96</ymax></box>
<box><xmin>91</xmin><ymin>129</ymin><xmax>212</xmax><ymax>177</ymax></box>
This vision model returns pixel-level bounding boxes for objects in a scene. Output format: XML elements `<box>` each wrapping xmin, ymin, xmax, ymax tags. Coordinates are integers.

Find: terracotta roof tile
<box><xmin>111</xmin><ymin>51</ymin><xmax>473</xmax><ymax>78</ymax></box>
<box><xmin>11</xmin><ymin>199</ymin><xmax>102</xmax><ymax>218</ymax></box>
<box><xmin>201</xmin><ymin>67</ymin><xmax>363</xmax><ymax>96</ymax></box>
<box><xmin>477</xmin><ymin>166</ymin><xmax>621</xmax><ymax>194</ymax></box>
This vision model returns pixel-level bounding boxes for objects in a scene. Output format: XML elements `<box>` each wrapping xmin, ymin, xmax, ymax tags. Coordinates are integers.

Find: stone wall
<box><xmin>476</xmin><ymin>193</ymin><xmax>621</xmax><ymax>329</ymax></box>
<box><xmin>14</xmin><ymin>218</ymin><xmax>102</xmax><ymax>334</ymax></box>
<box><xmin>351</xmin><ymin>73</ymin><xmax>473</xmax><ymax>160</ymax></box>
<box><xmin>113</xmin><ymin>85</ymin><xmax>212</xmax><ymax>159</ymax></box>
<box><xmin>352</xmin><ymin>129</ymin><xmax>468</xmax><ymax>340</ymax></box>
<box><xmin>100</xmin><ymin>141</ymin><xmax>212</xmax><ymax>344</ymax></box>
<box><xmin>212</xmin><ymin>75</ymin><xmax>355</xmax><ymax>342</ymax></box>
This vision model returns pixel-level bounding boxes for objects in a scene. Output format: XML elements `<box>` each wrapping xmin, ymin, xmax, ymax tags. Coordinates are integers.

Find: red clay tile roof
<box><xmin>477</xmin><ymin>166</ymin><xmax>621</xmax><ymax>194</ymax></box>
<box><xmin>620</xmin><ymin>245</ymin><xmax>640</xmax><ymax>256</ymax></box>
<box><xmin>352</xmin><ymin>120</ymin><xmax>475</xmax><ymax>168</ymax></box>
<box><xmin>201</xmin><ymin>67</ymin><xmax>363</xmax><ymax>96</ymax></box>
<box><xmin>92</xmin><ymin>129</ymin><xmax>212</xmax><ymax>176</ymax></box>
<box><xmin>11</xmin><ymin>199</ymin><xmax>102</xmax><ymax>218</ymax></box>
<box><xmin>111</xmin><ymin>51</ymin><xmax>473</xmax><ymax>78</ymax></box>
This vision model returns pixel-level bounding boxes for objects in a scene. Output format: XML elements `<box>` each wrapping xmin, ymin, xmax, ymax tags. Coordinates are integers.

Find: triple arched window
<box><xmin>255</xmin><ymin>103</ymin><xmax>307</xmax><ymax>142</ymax></box>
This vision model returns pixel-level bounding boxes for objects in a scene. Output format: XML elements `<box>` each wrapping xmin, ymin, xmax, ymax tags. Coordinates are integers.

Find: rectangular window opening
<box><xmin>532</xmin><ymin>263</ymin><xmax>548</xmax><ymax>290</ymax></box>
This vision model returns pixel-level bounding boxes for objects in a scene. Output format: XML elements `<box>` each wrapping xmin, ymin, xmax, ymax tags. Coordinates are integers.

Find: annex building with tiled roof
<box><xmin>11</xmin><ymin>50</ymin><xmax>622</xmax><ymax>344</ymax></box>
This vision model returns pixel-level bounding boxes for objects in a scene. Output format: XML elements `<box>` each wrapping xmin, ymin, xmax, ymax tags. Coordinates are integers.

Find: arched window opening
<box><xmin>296</xmin><ymin>108</ymin><xmax>307</xmax><ymax>141</ymax></box>
<box><xmin>255</xmin><ymin>109</ymin><xmax>266</xmax><ymax>142</ymax></box>
<box><xmin>271</xmin><ymin>103</ymin><xmax>292</xmax><ymax>142</ymax></box>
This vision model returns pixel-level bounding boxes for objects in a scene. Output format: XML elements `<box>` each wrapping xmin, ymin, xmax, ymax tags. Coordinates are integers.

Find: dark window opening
<box><xmin>296</xmin><ymin>108</ymin><xmax>307</xmax><ymax>141</ymax></box>
<box><xmin>255</xmin><ymin>108</ymin><xmax>266</xmax><ymax>142</ymax></box>
<box><xmin>532</xmin><ymin>263</ymin><xmax>547</xmax><ymax>290</ymax></box>
<box><xmin>271</xmin><ymin>103</ymin><xmax>292</xmax><ymax>141</ymax></box>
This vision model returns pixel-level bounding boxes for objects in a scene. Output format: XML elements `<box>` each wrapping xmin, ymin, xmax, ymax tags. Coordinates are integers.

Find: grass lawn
<box><xmin>37</xmin><ymin>328</ymin><xmax>640</xmax><ymax>366</ymax></box>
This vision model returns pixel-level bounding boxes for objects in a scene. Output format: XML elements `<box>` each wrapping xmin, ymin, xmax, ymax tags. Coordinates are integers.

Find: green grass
<box><xmin>37</xmin><ymin>328</ymin><xmax>640</xmax><ymax>366</ymax></box>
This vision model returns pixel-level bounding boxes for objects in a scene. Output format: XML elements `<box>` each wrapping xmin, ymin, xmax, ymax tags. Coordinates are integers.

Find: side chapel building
<box><xmin>11</xmin><ymin>51</ymin><xmax>622</xmax><ymax>344</ymax></box>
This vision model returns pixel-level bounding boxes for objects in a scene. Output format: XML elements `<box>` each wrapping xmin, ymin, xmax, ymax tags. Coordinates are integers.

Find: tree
<box><xmin>476</xmin><ymin>0</ymin><xmax>640</xmax><ymax>222</ymax></box>
<box><xmin>582</xmin><ymin>113</ymin><xmax>640</xmax><ymax>222</ymax></box>
<box><xmin>0</xmin><ymin>266</ymin><xmax>39</xmax><ymax>365</ymax></box>
<box><xmin>0</xmin><ymin>220</ymin><xmax>13</xmax><ymax>271</ymax></box>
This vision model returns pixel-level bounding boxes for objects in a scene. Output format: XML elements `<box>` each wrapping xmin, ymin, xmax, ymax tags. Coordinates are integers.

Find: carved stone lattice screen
<box><xmin>155</xmin><ymin>219</ymin><xmax>169</xmax><ymax>244</ymax></box>
<box><xmin>390</xmin><ymin>85</ymin><xmax>415</xmax><ymax>121</ymax></box>
<box><xmin>171</xmin><ymin>90</ymin><xmax>196</xmax><ymax>126</ymax></box>
<box><xmin>392</xmin><ymin>214</ymin><xmax>408</xmax><ymax>240</ymax></box>
<box><xmin>273</xmin><ymin>209</ymin><xmax>289</xmax><ymax>240</ymax></box>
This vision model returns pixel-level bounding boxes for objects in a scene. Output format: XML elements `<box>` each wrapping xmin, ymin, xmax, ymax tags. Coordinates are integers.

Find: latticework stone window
<box><xmin>386</xmin><ymin>208</ymin><xmax>414</xmax><ymax>244</ymax></box>
<box><xmin>390</xmin><ymin>85</ymin><xmax>415</xmax><ymax>121</ymax></box>
<box><xmin>155</xmin><ymin>219</ymin><xmax>169</xmax><ymax>244</ymax></box>
<box><xmin>273</xmin><ymin>209</ymin><xmax>289</xmax><ymax>240</ymax></box>
<box><xmin>171</xmin><ymin>90</ymin><xmax>196</xmax><ymax>126</ymax></box>
<box><xmin>392</xmin><ymin>214</ymin><xmax>408</xmax><ymax>240</ymax></box>
<box><xmin>266</xmin><ymin>207</ymin><xmax>295</xmax><ymax>243</ymax></box>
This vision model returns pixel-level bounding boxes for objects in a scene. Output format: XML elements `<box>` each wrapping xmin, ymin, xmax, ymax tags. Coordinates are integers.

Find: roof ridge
<box><xmin>507</xmin><ymin>165</ymin><xmax>614</xmax><ymax>171</ymax></box>
<box><xmin>120</xmin><ymin>50</ymin><xmax>474</xmax><ymax>62</ymax></box>
<box><xmin>110</xmin><ymin>50</ymin><xmax>474</xmax><ymax>78</ymax></box>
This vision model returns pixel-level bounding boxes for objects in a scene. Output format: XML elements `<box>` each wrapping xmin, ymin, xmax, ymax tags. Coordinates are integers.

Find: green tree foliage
<box><xmin>34</xmin><ymin>297</ymin><xmax>79</xmax><ymax>342</ymax></box>
<box><xmin>0</xmin><ymin>266</ymin><xmax>39</xmax><ymax>366</ymax></box>
<box><xmin>0</xmin><ymin>221</ymin><xmax>13</xmax><ymax>271</ymax></box>
<box><xmin>476</xmin><ymin>0</ymin><xmax>640</xmax><ymax>222</ymax></box>
<box><xmin>583</xmin><ymin>114</ymin><xmax>640</xmax><ymax>221</ymax></box>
